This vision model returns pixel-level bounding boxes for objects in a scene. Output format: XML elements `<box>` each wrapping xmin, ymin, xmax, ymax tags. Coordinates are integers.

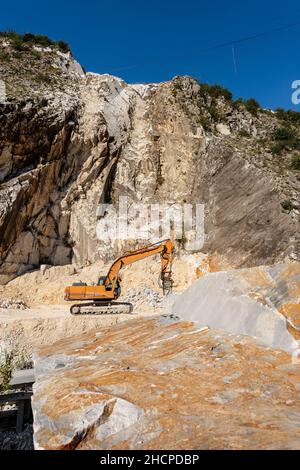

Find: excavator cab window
<box><xmin>97</xmin><ymin>276</ymin><xmax>115</xmax><ymax>292</ymax></box>
<box><xmin>97</xmin><ymin>276</ymin><xmax>107</xmax><ymax>286</ymax></box>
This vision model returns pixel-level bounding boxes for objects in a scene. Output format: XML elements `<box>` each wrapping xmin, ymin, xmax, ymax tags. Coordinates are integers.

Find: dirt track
<box><xmin>0</xmin><ymin>305</ymin><xmax>158</xmax><ymax>364</ymax></box>
<box><xmin>0</xmin><ymin>252</ymin><xmax>213</xmax><ymax>364</ymax></box>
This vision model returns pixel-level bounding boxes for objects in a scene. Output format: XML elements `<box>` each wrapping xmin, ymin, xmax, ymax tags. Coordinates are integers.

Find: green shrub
<box><xmin>271</xmin><ymin>142</ymin><xmax>287</xmax><ymax>155</ymax></box>
<box><xmin>291</xmin><ymin>139</ymin><xmax>300</xmax><ymax>150</ymax></box>
<box><xmin>232</xmin><ymin>97</ymin><xmax>244</xmax><ymax>109</ymax></box>
<box><xmin>271</xmin><ymin>127</ymin><xmax>300</xmax><ymax>154</ymax></box>
<box><xmin>0</xmin><ymin>30</ymin><xmax>19</xmax><ymax>41</ymax></box>
<box><xmin>13</xmin><ymin>51</ymin><xmax>23</xmax><ymax>59</ymax></box>
<box><xmin>209</xmin><ymin>104</ymin><xmax>222</xmax><ymax>122</ymax></box>
<box><xmin>281</xmin><ymin>200</ymin><xmax>294</xmax><ymax>212</ymax></box>
<box><xmin>238</xmin><ymin>129</ymin><xmax>250</xmax><ymax>137</ymax></box>
<box><xmin>275</xmin><ymin>108</ymin><xmax>300</xmax><ymax>125</ymax></box>
<box><xmin>0</xmin><ymin>351</ymin><xmax>13</xmax><ymax>392</ymax></box>
<box><xmin>244</xmin><ymin>98</ymin><xmax>260</xmax><ymax>115</ymax></box>
<box><xmin>233</xmin><ymin>97</ymin><xmax>260</xmax><ymax>115</ymax></box>
<box><xmin>0</xmin><ymin>30</ymin><xmax>69</xmax><ymax>52</ymax></box>
<box><xmin>23</xmin><ymin>33</ymin><xmax>36</xmax><ymax>43</ymax></box>
<box><xmin>57</xmin><ymin>40</ymin><xmax>70</xmax><ymax>53</ymax></box>
<box><xmin>198</xmin><ymin>115</ymin><xmax>211</xmax><ymax>131</ymax></box>
<box><xmin>273</xmin><ymin>127</ymin><xmax>296</xmax><ymax>141</ymax></box>
<box><xmin>291</xmin><ymin>155</ymin><xmax>300</xmax><ymax>170</ymax></box>
<box><xmin>33</xmin><ymin>34</ymin><xmax>54</xmax><ymax>47</ymax></box>
<box><xmin>200</xmin><ymin>83</ymin><xmax>232</xmax><ymax>101</ymax></box>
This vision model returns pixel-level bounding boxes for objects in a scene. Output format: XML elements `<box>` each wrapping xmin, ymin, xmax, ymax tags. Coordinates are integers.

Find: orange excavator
<box><xmin>64</xmin><ymin>239</ymin><xmax>174</xmax><ymax>315</ymax></box>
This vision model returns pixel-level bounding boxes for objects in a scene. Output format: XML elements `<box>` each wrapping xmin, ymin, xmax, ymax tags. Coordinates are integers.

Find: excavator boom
<box><xmin>64</xmin><ymin>239</ymin><xmax>174</xmax><ymax>315</ymax></box>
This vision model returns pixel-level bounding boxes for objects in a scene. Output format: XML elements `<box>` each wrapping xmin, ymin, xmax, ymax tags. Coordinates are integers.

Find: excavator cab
<box><xmin>97</xmin><ymin>275</ymin><xmax>121</xmax><ymax>297</ymax></box>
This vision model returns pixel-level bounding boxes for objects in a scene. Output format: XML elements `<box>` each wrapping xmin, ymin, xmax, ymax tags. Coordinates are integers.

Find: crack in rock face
<box><xmin>59</xmin><ymin>398</ymin><xmax>143</xmax><ymax>450</ymax></box>
<box><xmin>33</xmin><ymin>392</ymin><xmax>144</xmax><ymax>450</ymax></box>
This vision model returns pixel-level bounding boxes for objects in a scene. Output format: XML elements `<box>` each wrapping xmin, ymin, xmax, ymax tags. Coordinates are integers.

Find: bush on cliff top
<box><xmin>271</xmin><ymin>126</ymin><xmax>300</xmax><ymax>154</ymax></box>
<box><xmin>202</xmin><ymin>86</ymin><xmax>261</xmax><ymax>116</ymax></box>
<box><xmin>200</xmin><ymin>83</ymin><xmax>233</xmax><ymax>101</ymax></box>
<box><xmin>0</xmin><ymin>31</ymin><xmax>70</xmax><ymax>53</ymax></box>
<box><xmin>275</xmin><ymin>108</ymin><xmax>300</xmax><ymax>125</ymax></box>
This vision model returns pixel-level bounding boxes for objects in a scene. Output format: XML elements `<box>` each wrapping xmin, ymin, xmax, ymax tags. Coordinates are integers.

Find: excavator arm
<box><xmin>105</xmin><ymin>239</ymin><xmax>174</xmax><ymax>295</ymax></box>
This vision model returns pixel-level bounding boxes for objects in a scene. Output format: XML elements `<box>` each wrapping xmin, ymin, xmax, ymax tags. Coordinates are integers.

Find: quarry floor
<box><xmin>0</xmin><ymin>257</ymin><xmax>299</xmax><ymax>450</ymax></box>
<box><xmin>0</xmin><ymin>255</ymin><xmax>198</xmax><ymax>363</ymax></box>
<box><xmin>0</xmin><ymin>305</ymin><xmax>162</xmax><ymax>365</ymax></box>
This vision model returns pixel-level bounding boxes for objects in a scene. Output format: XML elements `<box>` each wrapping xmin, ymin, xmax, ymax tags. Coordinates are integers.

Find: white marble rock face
<box><xmin>173</xmin><ymin>262</ymin><xmax>300</xmax><ymax>356</ymax></box>
<box><xmin>0</xmin><ymin>42</ymin><xmax>299</xmax><ymax>282</ymax></box>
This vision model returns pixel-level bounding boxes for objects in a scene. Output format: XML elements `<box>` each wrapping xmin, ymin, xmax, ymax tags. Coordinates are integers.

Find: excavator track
<box><xmin>70</xmin><ymin>301</ymin><xmax>133</xmax><ymax>315</ymax></box>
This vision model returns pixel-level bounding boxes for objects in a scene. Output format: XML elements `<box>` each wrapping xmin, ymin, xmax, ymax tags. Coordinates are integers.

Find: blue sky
<box><xmin>1</xmin><ymin>0</ymin><xmax>300</xmax><ymax>110</ymax></box>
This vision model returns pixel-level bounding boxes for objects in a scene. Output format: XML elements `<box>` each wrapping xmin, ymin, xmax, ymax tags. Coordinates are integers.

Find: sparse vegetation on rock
<box><xmin>0</xmin><ymin>31</ymin><xmax>70</xmax><ymax>53</ymax></box>
<box><xmin>291</xmin><ymin>154</ymin><xmax>300</xmax><ymax>170</ymax></box>
<box><xmin>243</xmin><ymin>97</ymin><xmax>260</xmax><ymax>116</ymax></box>
<box><xmin>0</xmin><ymin>31</ymin><xmax>83</xmax><ymax>101</ymax></box>
<box><xmin>275</xmin><ymin>107</ymin><xmax>300</xmax><ymax>125</ymax></box>
<box><xmin>271</xmin><ymin>126</ymin><xmax>300</xmax><ymax>155</ymax></box>
<box><xmin>238</xmin><ymin>129</ymin><xmax>251</xmax><ymax>138</ymax></box>
<box><xmin>281</xmin><ymin>199</ymin><xmax>294</xmax><ymax>212</ymax></box>
<box><xmin>200</xmin><ymin>82</ymin><xmax>233</xmax><ymax>101</ymax></box>
<box><xmin>0</xmin><ymin>351</ymin><xmax>13</xmax><ymax>392</ymax></box>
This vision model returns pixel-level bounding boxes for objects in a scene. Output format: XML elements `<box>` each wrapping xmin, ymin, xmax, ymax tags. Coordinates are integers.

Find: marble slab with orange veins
<box><xmin>32</xmin><ymin>316</ymin><xmax>300</xmax><ymax>450</ymax></box>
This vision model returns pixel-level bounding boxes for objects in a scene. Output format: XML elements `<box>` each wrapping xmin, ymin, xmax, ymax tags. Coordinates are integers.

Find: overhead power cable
<box><xmin>105</xmin><ymin>19</ymin><xmax>300</xmax><ymax>74</ymax></box>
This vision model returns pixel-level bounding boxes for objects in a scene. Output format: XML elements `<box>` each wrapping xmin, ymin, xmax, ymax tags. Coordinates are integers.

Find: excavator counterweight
<box><xmin>64</xmin><ymin>239</ymin><xmax>175</xmax><ymax>315</ymax></box>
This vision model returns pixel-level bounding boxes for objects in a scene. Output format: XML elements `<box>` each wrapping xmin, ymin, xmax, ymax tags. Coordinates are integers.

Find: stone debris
<box><xmin>0</xmin><ymin>298</ymin><xmax>28</xmax><ymax>310</ymax></box>
<box><xmin>122</xmin><ymin>287</ymin><xmax>163</xmax><ymax>309</ymax></box>
<box><xmin>32</xmin><ymin>316</ymin><xmax>300</xmax><ymax>450</ymax></box>
<box><xmin>173</xmin><ymin>261</ymin><xmax>300</xmax><ymax>356</ymax></box>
